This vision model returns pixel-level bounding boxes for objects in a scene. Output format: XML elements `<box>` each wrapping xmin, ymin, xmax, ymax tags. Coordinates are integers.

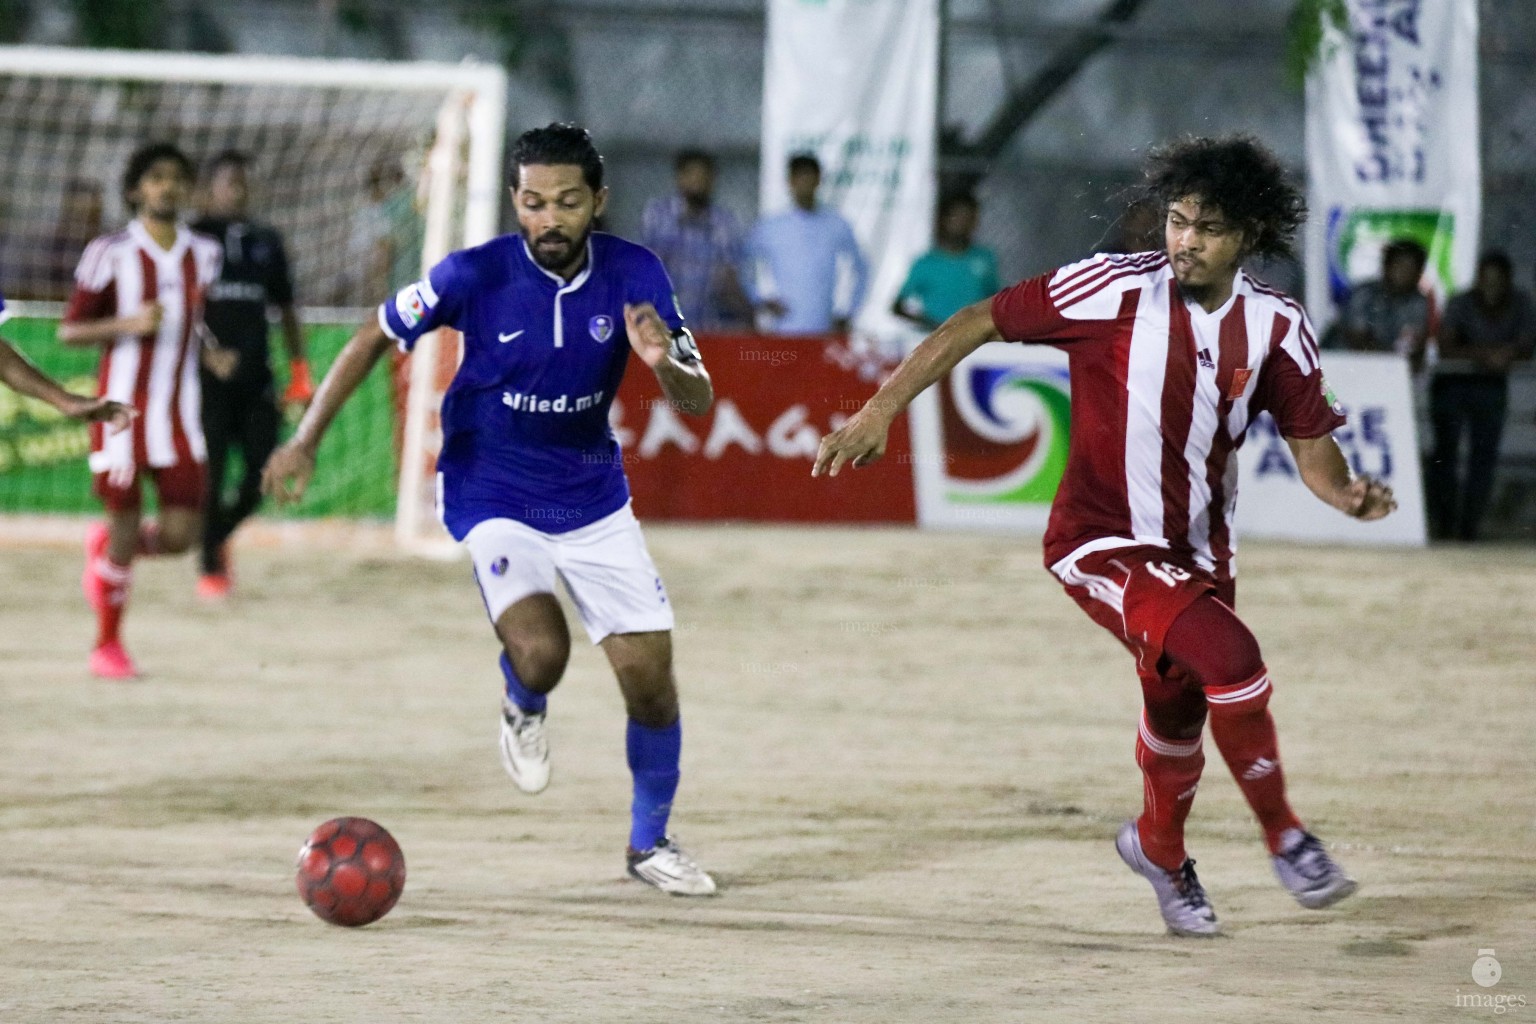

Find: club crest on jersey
<box><xmin>589</xmin><ymin>315</ymin><xmax>614</xmax><ymax>343</ymax></box>
<box><xmin>490</xmin><ymin>556</ymin><xmax>509</xmax><ymax>577</ymax></box>
<box><xmin>1321</xmin><ymin>375</ymin><xmax>1343</xmax><ymax>415</ymax></box>
<box><xmin>395</xmin><ymin>282</ymin><xmax>429</xmax><ymax>328</ymax></box>
<box><xmin>1227</xmin><ymin>367</ymin><xmax>1253</xmax><ymax>400</ymax></box>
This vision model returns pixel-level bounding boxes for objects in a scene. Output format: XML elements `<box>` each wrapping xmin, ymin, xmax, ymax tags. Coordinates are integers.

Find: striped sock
<box><xmin>1134</xmin><ymin>712</ymin><xmax>1206</xmax><ymax>871</ymax></box>
<box><xmin>94</xmin><ymin>557</ymin><xmax>132</xmax><ymax>647</ymax></box>
<box><xmin>1206</xmin><ymin>668</ymin><xmax>1302</xmax><ymax>853</ymax></box>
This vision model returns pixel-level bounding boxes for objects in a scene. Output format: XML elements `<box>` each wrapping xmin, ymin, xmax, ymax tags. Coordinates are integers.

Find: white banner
<box><xmin>759</xmin><ymin>0</ymin><xmax>938</xmax><ymax>348</ymax></box>
<box><xmin>1304</xmin><ymin>0</ymin><xmax>1480</xmax><ymax>326</ymax></box>
<box><xmin>908</xmin><ymin>342</ymin><xmax>1070</xmax><ymax>532</ymax></box>
<box><xmin>1237</xmin><ymin>352</ymin><xmax>1427</xmax><ymax>546</ymax></box>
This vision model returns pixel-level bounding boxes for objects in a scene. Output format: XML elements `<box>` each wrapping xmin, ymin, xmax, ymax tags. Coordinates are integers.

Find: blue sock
<box><xmin>500</xmin><ymin>652</ymin><xmax>547</xmax><ymax>715</ymax></box>
<box><xmin>626</xmin><ymin>718</ymin><xmax>681</xmax><ymax>851</ymax></box>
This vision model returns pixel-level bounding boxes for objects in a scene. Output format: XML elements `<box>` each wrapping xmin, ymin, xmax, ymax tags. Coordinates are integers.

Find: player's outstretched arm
<box><xmin>1287</xmin><ymin>433</ymin><xmax>1397</xmax><ymax>521</ymax></box>
<box><xmin>262</xmin><ymin>317</ymin><xmax>391</xmax><ymax>504</ymax></box>
<box><xmin>624</xmin><ymin>302</ymin><xmax>713</xmax><ymax>416</ymax></box>
<box><xmin>0</xmin><ymin>338</ymin><xmax>135</xmax><ymax>430</ymax></box>
<box><xmin>813</xmin><ymin>298</ymin><xmax>1000</xmax><ymax>477</ymax></box>
<box><xmin>57</xmin><ymin>302</ymin><xmax>162</xmax><ymax>347</ymax></box>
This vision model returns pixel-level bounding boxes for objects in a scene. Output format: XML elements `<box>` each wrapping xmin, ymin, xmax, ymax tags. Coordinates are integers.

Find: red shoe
<box><xmin>89</xmin><ymin>639</ymin><xmax>139</xmax><ymax>680</ymax></box>
<box><xmin>82</xmin><ymin>522</ymin><xmax>110</xmax><ymax>611</ymax></box>
<box><xmin>196</xmin><ymin>572</ymin><xmax>232</xmax><ymax>601</ymax></box>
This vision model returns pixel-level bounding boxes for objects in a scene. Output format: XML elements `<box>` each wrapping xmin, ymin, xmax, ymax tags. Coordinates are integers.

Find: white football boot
<box><xmin>626</xmin><ymin>836</ymin><xmax>717</xmax><ymax>896</ymax></box>
<box><xmin>1115</xmin><ymin>821</ymin><xmax>1221</xmax><ymax>937</ymax></box>
<box><xmin>498</xmin><ymin>697</ymin><xmax>550</xmax><ymax>794</ymax></box>
<box><xmin>1272</xmin><ymin>828</ymin><xmax>1358</xmax><ymax>909</ymax></box>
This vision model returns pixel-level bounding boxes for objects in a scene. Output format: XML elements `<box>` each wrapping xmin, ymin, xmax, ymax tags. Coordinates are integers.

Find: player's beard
<box><xmin>1171</xmin><ymin>253</ymin><xmax>1230</xmax><ymax>306</ymax></box>
<box><xmin>526</xmin><ymin>224</ymin><xmax>593</xmax><ymax>275</ymax></box>
<box><xmin>1177</xmin><ymin>275</ymin><xmax>1219</xmax><ymax>307</ymax></box>
<box><xmin>143</xmin><ymin>195</ymin><xmax>180</xmax><ymax>223</ymax></box>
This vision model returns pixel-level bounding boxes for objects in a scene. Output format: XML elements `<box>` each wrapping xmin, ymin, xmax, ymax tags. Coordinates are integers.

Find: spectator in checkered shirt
<box><xmin>640</xmin><ymin>149</ymin><xmax>753</xmax><ymax>329</ymax></box>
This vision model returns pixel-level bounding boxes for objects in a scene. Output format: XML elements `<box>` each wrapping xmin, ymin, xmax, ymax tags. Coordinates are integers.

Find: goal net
<box><xmin>0</xmin><ymin>46</ymin><xmax>505</xmax><ymax>552</ymax></box>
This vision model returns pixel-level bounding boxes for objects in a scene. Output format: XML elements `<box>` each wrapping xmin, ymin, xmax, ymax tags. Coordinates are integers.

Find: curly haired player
<box><xmin>60</xmin><ymin>142</ymin><xmax>224</xmax><ymax>680</ymax></box>
<box><xmin>816</xmin><ymin>135</ymin><xmax>1393</xmax><ymax>936</ymax></box>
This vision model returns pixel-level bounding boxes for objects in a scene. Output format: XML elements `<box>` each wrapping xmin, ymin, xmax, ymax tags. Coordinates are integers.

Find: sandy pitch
<box><xmin>2</xmin><ymin>526</ymin><xmax>1532</xmax><ymax>1023</ymax></box>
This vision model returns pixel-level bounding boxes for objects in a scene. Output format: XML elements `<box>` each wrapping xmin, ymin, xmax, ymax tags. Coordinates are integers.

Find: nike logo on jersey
<box><xmin>499</xmin><ymin>330</ymin><xmax>524</xmax><ymax>343</ymax></box>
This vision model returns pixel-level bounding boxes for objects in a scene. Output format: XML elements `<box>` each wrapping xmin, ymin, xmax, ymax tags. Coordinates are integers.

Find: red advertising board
<box><xmin>613</xmin><ymin>334</ymin><xmax>916</xmax><ymax>522</ymax></box>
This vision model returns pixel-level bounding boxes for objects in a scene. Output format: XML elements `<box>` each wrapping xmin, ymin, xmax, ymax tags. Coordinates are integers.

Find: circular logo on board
<box><xmin>1473</xmin><ymin>950</ymin><xmax>1502</xmax><ymax>988</ymax></box>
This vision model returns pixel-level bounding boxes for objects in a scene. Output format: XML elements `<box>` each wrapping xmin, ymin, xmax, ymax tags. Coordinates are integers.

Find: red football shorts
<box><xmin>1054</xmin><ymin>545</ymin><xmax>1236</xmax><ymax>673</ymax></box>
<box><xmin>93</xmin><ymin>459</ymin><xmax>207</xmax><ymax>513</ymax></box>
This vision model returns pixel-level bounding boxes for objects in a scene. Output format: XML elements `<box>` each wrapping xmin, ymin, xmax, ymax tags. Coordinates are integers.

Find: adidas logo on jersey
<box><xmin>1197</xmin><ymin>348</ymin><xmax>1215</xmax><ymax>370</ymax></box>
<box><xmin>1242</xmin><ymin>757</ymin><xmax>1278</xmax><ymax>780</ymax></box>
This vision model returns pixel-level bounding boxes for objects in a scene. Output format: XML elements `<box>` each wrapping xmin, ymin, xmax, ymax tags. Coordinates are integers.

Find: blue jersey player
<box><xmin>263</xmin><ymin>124</ymin><xmax>717</xmax><ymax>895</ymax></box>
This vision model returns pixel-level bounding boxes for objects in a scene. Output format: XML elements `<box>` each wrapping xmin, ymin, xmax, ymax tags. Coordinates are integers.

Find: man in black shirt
<box><xmin>194</xmin><ymin>150</ymin><xmax>313</xmax><ymax>598</ymax></box>
<box><xmin>1427</xmin><ymin>250</ymin><xmax>1536</xmax><ymax>541</ymax></box>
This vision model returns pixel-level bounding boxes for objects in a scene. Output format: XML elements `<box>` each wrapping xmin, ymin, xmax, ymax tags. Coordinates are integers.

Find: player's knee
<box><xmin>608</xmin><ymin>646</ymin><xmax>678</xmax><ymax>726</ymax></box>
<box><xmin>155</xmin><ymin>523</ymin><xmax>197</xmax><ymax>554</ymax></box>
<box><xmin>1141</xmin><ymin>675</ymin><xmax>1207</xmax><ymax>740</ymax></box>
<box><xmin>506</xmin><ymin>636</ymin><xmax>568</xmax><ymax>692</ymax></box>
<box><xmin>622</xmin><ymin>681</ymin><xmax>679</xmax><ymax>729</ymax></box>
<box><xmin>1164</xmin><ymin>594</ymin><xmax>1265</xmax><ymax>689</ymax></box>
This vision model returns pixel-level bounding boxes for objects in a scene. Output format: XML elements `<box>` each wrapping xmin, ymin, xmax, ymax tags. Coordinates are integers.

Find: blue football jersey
<box><xmin>378</xmin><ymin>232</ymin><xmax>684</xmax><ymax>539</ymax></box>
<box><xmin>0</xmin><ymin>289</ymin><xmax>9</xmax><ymax>325</ymax></box>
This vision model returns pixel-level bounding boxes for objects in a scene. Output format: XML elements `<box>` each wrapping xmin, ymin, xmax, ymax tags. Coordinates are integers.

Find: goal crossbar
<box><xmin>0</xmin><ymin>45</ymin><xmax>508</xmax><ymax>554</ymax></box>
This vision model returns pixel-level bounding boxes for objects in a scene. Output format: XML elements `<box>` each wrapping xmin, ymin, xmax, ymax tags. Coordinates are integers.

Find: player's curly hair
<box><xmin>512</xmin><ymin>122</ymin><xmax>604</xmax><ymax>191</ymax></box>
<box><xmin>1141</xmin><ymin>135</ymin><xmax>1305</xmax><ymax>259</ymax></box>
<box><xmin>121</xmin><ymin>141</ymin><xmax>194</xmax><ymax>210</ymax></box>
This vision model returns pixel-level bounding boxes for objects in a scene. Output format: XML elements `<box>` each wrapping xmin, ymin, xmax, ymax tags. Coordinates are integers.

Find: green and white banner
<box><xmin>906</xmin><ymin>344</ymin><xmax>1070</xmax><ymax>532</ymax></box>
<box><xmin>759</xmin><ymin>0</ymin><xmax>939</xmax><ymax>345</ymax></box>
<box><xmin>0</xmin><ymin>313</ymin><xmax>395</xmax><ymax>519</ymax></box>
<box><xmin>1304</xmin><ymin>0</ymin><xmax>1480</xmax><ymax>324</ymax></box>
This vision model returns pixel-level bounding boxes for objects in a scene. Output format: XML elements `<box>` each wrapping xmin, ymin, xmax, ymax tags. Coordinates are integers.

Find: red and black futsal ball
<box><xmin>295</xmin><ymin>817</ymin><xmax>406</xmax><ymax>927</ymax></box>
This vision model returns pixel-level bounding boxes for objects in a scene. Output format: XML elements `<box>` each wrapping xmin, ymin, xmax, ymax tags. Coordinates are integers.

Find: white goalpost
<box><xmin>0</xmin><ymin>45</ymin><xmax>506</xmax><ymax>553</ymax></box>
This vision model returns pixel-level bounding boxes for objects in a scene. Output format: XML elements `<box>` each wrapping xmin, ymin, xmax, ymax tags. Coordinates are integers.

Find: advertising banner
<box><xmin>0</xmin><ymin>315</ymin><xmax>395</xmax><ymax>518</ymax></box>
<box><xmin>1238</xmin><ymin>352</ymin><xmax>1426</xmax><ymax>545</ymax></box>
<box><xmin>759</xmin><ymin>0</ymin><xmax>939</xmax><ymax>347</ymax></box>
<box><xmin>907</xmin><ymin>342</ymin><xmax>1071</xmax><ymax>532</ymax></box>
<box><xmin>1304</xmin><ymin>0</ymin><xmax>1480</xmax><ymax>324</ymax></box>
<box><xmin>614</xmin><ymin>334</ymin><xmax>915</xmax><ymax>522</ymax></box>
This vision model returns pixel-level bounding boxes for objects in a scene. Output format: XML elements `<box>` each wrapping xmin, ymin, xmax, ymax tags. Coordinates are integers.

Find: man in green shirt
<box><xmin>892</xmin><ymin>193</ymin><xmax>1000</xmax><ymax>330</ymax></box>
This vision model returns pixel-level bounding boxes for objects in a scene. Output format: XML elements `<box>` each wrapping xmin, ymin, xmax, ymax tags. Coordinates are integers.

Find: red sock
<box><xmin>1206</xmin><ymin>668</ymin><xmax>1302</xmax><ymax>853</ymax></box>
<box><xmin>93</xmin><ymin>557</ymin><xmax>132</xmax><ymax>647</ymax></box>
<box><xmin>1135</xmin><ymin>712</ymin><xmax>1205</xmax><ymax>871</ymax></box>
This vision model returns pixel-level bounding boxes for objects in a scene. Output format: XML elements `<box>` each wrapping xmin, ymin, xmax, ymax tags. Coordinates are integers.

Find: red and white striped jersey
<box><xmin>65</xmin><ymin>221</ymin><xmax>222</xmax><ymax>472</ymax></box>
<box><xmin>990</xmin><ymin>250</ymin><xmax>1344</xmax><ymax>583</ymax></box>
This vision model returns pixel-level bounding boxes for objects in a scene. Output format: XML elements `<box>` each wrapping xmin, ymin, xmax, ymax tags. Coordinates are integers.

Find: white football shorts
<box><xmin>464</xmin><ymin>501</ymin><xmax>675</xmax><ymax>644</ymax></box>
